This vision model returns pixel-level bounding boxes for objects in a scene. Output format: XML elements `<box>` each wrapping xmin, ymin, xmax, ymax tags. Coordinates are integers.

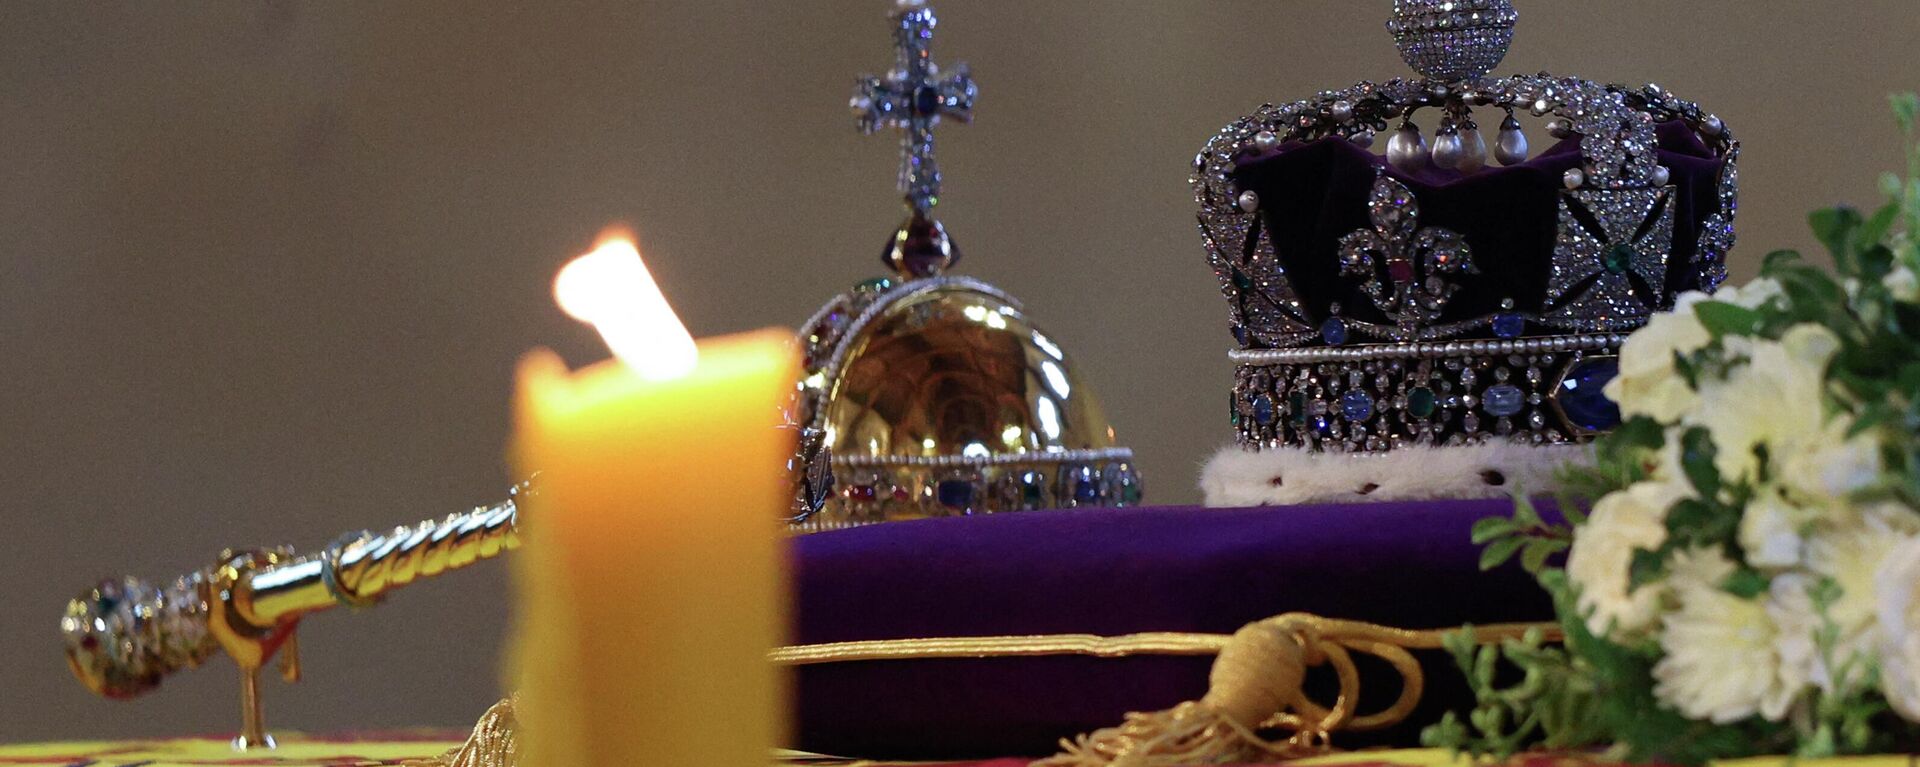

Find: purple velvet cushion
<box><xmin>790</xmin><ymin>499</ymin><xmax>1554</xmax><ymax>759</ymax></box>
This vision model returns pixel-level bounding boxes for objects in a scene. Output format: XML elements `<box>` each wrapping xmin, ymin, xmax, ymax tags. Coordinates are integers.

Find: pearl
<box><xmin>1563</xmin><ymin>168</ymin><xmax>1584</xmax><ymax>189</ymax></box>
<box><xmin>1350</xmin><ymin>129</ymin><xmax>1376</xmax><ymax>148</ymax></box>
<box><xmin>1651</xmin><ymin>165</ymin><xmax>1671</xmax><ymax>186</ymax></box>
<box><xmin>1330</xmin><ymin>100</ymin><xmax>1355</xmax><ymax>123</ymax></box>
<box><xmin>1237</xmin><ymin>190</ymin><xmax>1260</xmax><ymax>212</ymax></box>
<box><xmin>1546</xmin><ymin>118</ymin><xmax>1574</xmax><ymax>139</ymax></box>
<box><xmin>1701</xmin><ymin>115</ymin><xmax>1724</xmax><ymax>136</ymax></box>
<box><xmin>1495</xmin><ymin>116</ymin><xmax>1529</xmax><ymax>165</ymax></box>
<box><xmin>1387</xmin><ymin>124</ymin><xmax>1429</xmax><ymax>172</ymax></box>
<box><xmin>1431</xmin><ymin>130</ymin><xmax>1464</xmax><ymax>169</ymax></box>
<box><xmin>1253</xmin><ymin>130</ymin><xmax>1280</xmax><ymax>151</ymax></box>
<box><xmin>1457</xmin><ymin>127</ymin><xmax>1487</xmax><ymax>173</ymax></box>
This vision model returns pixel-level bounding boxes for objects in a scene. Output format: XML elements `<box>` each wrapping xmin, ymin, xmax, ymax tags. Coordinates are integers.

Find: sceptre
<box><xmin>60</xmin><ymin>482</ymin><xmax>528</xmax><ymax>749</ymax></box>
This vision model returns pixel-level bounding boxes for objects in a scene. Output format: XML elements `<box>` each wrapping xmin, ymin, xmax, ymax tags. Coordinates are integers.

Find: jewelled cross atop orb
<box><xmin>850</xmin><ymin>0</ymin><xmax>976</xmax><ymax>217</ymax></box>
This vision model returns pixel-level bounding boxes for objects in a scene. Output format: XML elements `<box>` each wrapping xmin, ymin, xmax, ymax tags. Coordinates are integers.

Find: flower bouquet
<box><xmin>1426</xmin><ymin>94</ymin><xmax>1920</xmax><ymax>763</ymax></box>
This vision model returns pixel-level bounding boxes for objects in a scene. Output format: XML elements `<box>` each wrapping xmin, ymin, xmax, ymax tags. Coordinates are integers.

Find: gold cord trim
<box><xmin>766</xmin><ymin>620</ymin><xmax>1548</xmax><ymax>665</ymax></box>
<box><xmin>770</xmin><ymin>631</ymin><xmax>1233</xmax><ymax>664</ymax></box>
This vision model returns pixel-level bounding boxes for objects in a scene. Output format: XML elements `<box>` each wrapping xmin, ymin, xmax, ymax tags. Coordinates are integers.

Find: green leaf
<box><xmin>1512</xmin><ymin>494</ymin><xmax>1543</xmax><ymax>528</ymax></box>
<box><xmin>1480</xmin><ymin>536</ymin><xmax>1526</xmax><ymax>571</ymax></box>
<box><xmin>1848</xmin><ymin>403</ymin><xmax>1895</xmax><ymax>438</ymax></box>
<box><xmin>1858</xmin><ymin>243</ymin><xmax>1896</xmax><ymax>279</ymax></box>
<box><xmin>1472</xmin><ymin>516</ymin><xmax>1520</xmax><ymax>544</ymax></box>
<box><xmin>1598</xmin><ymin>415</ymin><xmax>1665</xmax><ymax>465</ymax></box>
<box><xmin>1892</xmin><ymin>91</ymin><xmax>1919</xmax><ymax>136</ymax></box>
<box><xmin>1722</xmin><ymin>567</ymin><xmax>1770</xmax><ymax>599</ymax></box>
<box><xmin>1672</xmin><ymin>348</ymin><xmax>1700</xmax><ymax>387</ymax></box>
<box><xmin>1666</xmin><ymin>497</ymin><xmax>1740</xmax><ymax>544</ymax></box>
<box><xmin>1761</xmin><ymin>248</ymin><xmax>1804</xmax><ymax>273</ymax></box>
<box><xmin>1694</xmin><ymin>301</ymin><xmax>1765</xmax><ymax>338</ymax></box>
<box><xmin>1627</xmin><ymin>547</ymin><xmax>1667</xmax><ymax>591</ymax></box>
<box><xmin>1557</xmin><ymin>491</ymin><xmax>1589</xmax><ymax>527</ymax></box>
<box><xmin>1679</xmin><ymin>427</ymin><xmax>1722</xmax><ymax>498</ymax></box>
<box><xmin>1861</xmin><ymin>202</ymin><xmax>1900</xmax><ymax>249</ymax></box>
<box><xmin>1521</xmin><ymin>538</ymin><xmax>1568</xmax><ymax>574</ymax></box>
<box><xmin>1810</xmin><ymin>207</ymin><xmax>1863</xmax><ymax>268</ymax></box>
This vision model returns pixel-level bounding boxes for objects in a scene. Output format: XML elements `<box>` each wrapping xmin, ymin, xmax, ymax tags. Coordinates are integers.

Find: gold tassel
<box><xmin>407</xmin><ymin>695</ymin><xmax>520</xmax><ymax>767</ymax></box>
<box><xmin>1037</xmin><ymin>614</ymin><xmax>1554</xmax><ymax>767</ymax></box>
<box><xmin>1041</xmin><ymin>618</ymin><xmax>1312</xmax><ymax>767</ymax></box>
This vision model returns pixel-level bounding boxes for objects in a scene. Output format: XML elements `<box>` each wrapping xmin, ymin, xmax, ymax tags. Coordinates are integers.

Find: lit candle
<box><xmin>507</xmin><ymin>230</ymin><xmax>797</xmax><ymax>766</ymax></box>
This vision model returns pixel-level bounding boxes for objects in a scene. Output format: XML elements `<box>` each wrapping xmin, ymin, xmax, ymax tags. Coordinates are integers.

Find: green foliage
<box><xmin>1675</xmin><ymin>428</ymin><xmax>1721</xmax><ymax>500</ymax></box>
<box><xmin>1422</xmin><ymin>569</ymin><xmax>1796</xmax><ymax>764</ymax></box>
<box><xmin>1472</xmin><ymin>494</ymin><xmax>1572</xmax><ymax>575</ymax></box>
<box><xmin>1693</xmin><ymin>301</ymin><xmax>1764</xmax><ymax>339</ymax></box>
<box><xmin>1432</xmin><ymin>94</ymin><xmax>1920</xmax><ymax>764</ymax></box>
<box><xmin>1557</xmin><ymin>416</ymin><xmax>1664</xmax><ymax>501</ymax></box>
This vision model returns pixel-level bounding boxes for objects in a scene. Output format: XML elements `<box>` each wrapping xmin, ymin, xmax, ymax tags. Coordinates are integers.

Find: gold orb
<box><xmin>789</xmin><ymin>276</ymin><xmax>1139</xmax><ymax>531</ymax></box>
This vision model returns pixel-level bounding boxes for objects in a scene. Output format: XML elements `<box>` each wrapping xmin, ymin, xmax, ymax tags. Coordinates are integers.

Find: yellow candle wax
<box><xmin>507</xmin><ymin>236</ymin><xmax>798</xmax><ymax>766</ymax></box>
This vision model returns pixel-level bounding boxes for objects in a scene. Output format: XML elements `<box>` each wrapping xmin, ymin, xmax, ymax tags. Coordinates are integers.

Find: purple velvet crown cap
<box><xmin>1227</xmin><ymin>120</ymin><xmax>1726</xmax><ymax>345</ymax></box>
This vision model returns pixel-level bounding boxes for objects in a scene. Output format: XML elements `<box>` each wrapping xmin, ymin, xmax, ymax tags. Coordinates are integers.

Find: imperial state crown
<box><xmin>1196</xmin><ymin>0</ymin><xmax>1738</xmax><ymax>505</ymax></box>
<box><xmin>787</xmin><ymin>0</ymin><xmax>1140</xmax><ymax>531</ymax></box>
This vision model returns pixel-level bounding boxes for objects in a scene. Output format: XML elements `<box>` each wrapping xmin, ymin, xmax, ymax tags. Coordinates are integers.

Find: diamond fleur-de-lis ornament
<box><xmin>1336</xmin><ymin>172</ymin><xmax>1477</xmax><ymax>339</ymax></box>
<box><xmin>851</xmin><ymin>0</ymin><xmax>977</xmax><ymax>278</ymax></box>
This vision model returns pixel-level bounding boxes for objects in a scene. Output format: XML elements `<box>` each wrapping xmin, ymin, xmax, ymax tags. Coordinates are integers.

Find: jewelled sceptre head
<box><xmin>60</xmin><ymin>484</ymin><xmax>526</xmax><ymax>749</ymax></box>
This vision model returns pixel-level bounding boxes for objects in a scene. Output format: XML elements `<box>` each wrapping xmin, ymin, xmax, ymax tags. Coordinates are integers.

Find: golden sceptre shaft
<box><xmin>61</xmin><ymin>483</ymin><xmax>527</xmax><ymax>749</ymax></box>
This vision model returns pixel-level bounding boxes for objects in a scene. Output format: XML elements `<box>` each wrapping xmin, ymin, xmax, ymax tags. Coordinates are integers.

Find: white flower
<box><xmin>1667</xmin><ymin>545</ymin><xmax>1738</xmax><ymax>597</ymax></box>
<box><xmin>1738</xmin><ymin>487</ymin><xmax>1812</xmax><ymax>570</ymax></box>
<box><xmin>1653</xmin><ymin>547</ymin><xmax>1806</xmax><ymax>722</ymax></box>
<box><xmin>1888</xmin><ymin>265</ymin><xmax>1920</xmax><ymax>302</ymax></box>
<box><xmin>1568</xmin><ymin>480</ymin><xmax>1683</xmax><ymax>640</ymax></box>
<box><xmin>1768</xmin><ymin>506</ymin><xmax>1920</xmax><ymax>698</ymax></box>
<box><xmin>1605</xmin><ymin>293</ymin><xmax>1711</xmax><ymax>422</ymax></box>
<box><xmin>1874</xmin><ymin>530</ymin><xmax>1920</xmax><ymax>721</ymax></box>
<box><xmin>1769</xmin><ymin>575</ymin><xmax>1826</xmax><ymax>700</ymax></box>
<box><xmin>1812</xmin><ymin>506</ymin><xmax>1914</xmax><ymax>632</ymax></box>
<box><xmin>1779</xmin><ymin>419</ymin><xmax>1884</xmax><ymax>506</ymax></box>
<box><xmin>1688</xmin><ymin>325</ymin><xmax>1840</xmax><ymax>484</ymax></box>
<box><xmin>1715</xmin><ymin>277</ymin><xmax>1784</xmax><ymax>309</ymax></box>
<box><xmin>1649</xmin><ymin>429</ymin><xmax>1698</xmax><ymax>499</ymax></box>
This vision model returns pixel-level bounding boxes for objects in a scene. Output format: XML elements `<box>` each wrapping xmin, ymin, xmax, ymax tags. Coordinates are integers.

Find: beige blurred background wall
<box><xmin>0</xmin><ymin>0</ymin><xmax>1913</xmax><ymax>742</ymax></box>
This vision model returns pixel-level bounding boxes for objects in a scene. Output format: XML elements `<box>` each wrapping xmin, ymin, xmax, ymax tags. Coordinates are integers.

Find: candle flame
<box><xmin>554</xmin><ymin>229</ymin><xmax>699</xmax><ymax>380</ymax></box>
